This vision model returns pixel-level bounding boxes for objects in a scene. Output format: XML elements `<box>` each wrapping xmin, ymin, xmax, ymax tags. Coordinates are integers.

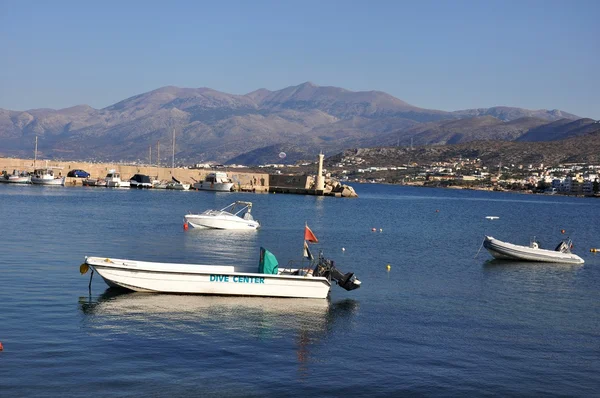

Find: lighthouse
<box><xmin>316</xmin><ymin>152</ymin><xmax>325</xmax><ymax>192</ymax></box>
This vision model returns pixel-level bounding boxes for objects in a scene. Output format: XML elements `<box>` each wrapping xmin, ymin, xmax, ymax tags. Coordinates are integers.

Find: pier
<box><xmin>0</xmin><ymin>157</ymin><xmax>357</xmax><ymax>197</ymax></box>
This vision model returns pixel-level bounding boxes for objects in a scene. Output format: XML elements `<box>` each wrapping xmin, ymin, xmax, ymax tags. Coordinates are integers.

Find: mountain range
<box><xmin>0</xmin><ymin>82</ymin><xmax>595</xmax><ymax>165</ymax></box>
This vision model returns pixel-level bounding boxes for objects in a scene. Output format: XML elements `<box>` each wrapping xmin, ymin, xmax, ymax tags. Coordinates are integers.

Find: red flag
<box><xmin>304</xmin><ymin>225</ymin><xmax>319</xmax><ymax>243</ymax></box>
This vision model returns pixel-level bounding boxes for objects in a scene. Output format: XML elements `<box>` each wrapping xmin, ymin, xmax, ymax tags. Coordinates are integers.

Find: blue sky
<box><xmin>1</xmin><ymin>0</ymin><xmax>598</xmax><ymax>118</ymax></box>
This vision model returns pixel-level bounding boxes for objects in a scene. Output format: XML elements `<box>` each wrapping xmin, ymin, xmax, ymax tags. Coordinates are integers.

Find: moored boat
<box><xmin>0</xmin><ymin>170</ymin><xmax>31</xmax><ymax>184</ymax></box>
<box><xmin>184</xmin><ymin>201</ymin><xmax>260</xmax><ymax>230</ymax></box>
<box><xmin>193</xmin><ymin>172</ymin><xmax>234</xmax><ymax>192</ymax></box>
<box><xmin>129</xmin><ymin>174</ymin><xmax>153</xmax><ymax>188</ymax></box>
<box><xmin>166</xmin><ymin>177</ymin><xmax>190</xmax><ymax>190</ymax></box>
<box><xmin>30</xmin><ymin>168</ymin><xmax>65</xmax><ymax>186</ymax></box>
<box><xmin>83</xmin><ymin>177</ymin><xmax>107</xmax><ymax>187</ymax></box>
<box><xmin>105</xmin><ymin>170</ymin><xmax>130</xmax><ymax>188</ymax></box>
<box><xmin>483</xmin><ymin>235</ymin><xmax>584</xmax><ymax>264</ymax></box>
<box><xmin>81</xmin><ymin>248</ymin><xmax>360</xmax><ymax>299</ymax></box>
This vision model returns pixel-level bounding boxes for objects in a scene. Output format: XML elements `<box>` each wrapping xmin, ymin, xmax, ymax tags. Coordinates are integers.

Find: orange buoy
<box><xmin>590</xmin><ymin>248</ymin><xmax>597</xmax><ymax>253</ymax></box>
<box><xmin>183</xmin><ymin>222</ymin><xmax>189</xmax><ymax>231</ymax></box>
<box><xmin>0</xmin><ymin>342</ymin><xmax>3</xmax><ymax>351</ymax></box>
<box><xmin>561</xmin><ymin>229</ymin><xmax>565</xmax><ymax>234</ymax></box>
<box><xmin>435</xmin><ymin>209</ymin><xmax>439</xmax><ymax>213</ymax></box>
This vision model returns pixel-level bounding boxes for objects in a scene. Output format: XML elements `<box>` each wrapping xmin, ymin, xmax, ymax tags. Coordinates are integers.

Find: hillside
<box><xmin>329</xmin><ymin>130</ymin><xmax>600</xmax><ymax>167</ymax></box>
<box><xmin>0</xmin><ymin>82</ymin><xmax>585</xmax><ymax>164</ymax></box>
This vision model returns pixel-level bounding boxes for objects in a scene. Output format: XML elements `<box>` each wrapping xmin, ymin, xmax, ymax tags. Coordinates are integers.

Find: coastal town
<box><xmin>323</xmin><ymin>154</ymin><xmax>600</xmax><ymax>196</ymax></box>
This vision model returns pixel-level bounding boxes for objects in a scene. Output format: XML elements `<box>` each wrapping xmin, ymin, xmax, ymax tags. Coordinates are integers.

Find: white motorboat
<box><xmin>30</xmin><ymin>168</ymin><xmax>65</xmax><ymax>186</ymax></box>
<box><xmin>0</xmin><ymin>170</ymin><xmax>31</xmax><ymax>184</ymax></box>
<box><xmin>80</xmin><ymin>248</ymin><xmax>361</xmax><ymax>299</ymax></box>
<box><xmin>185</xmin><ymin>201</ymin><xmax>260</xmax><ymax>230</ymax></box>
<box><xmin>193</xmin><ymin>172</ymin><xmax>234</xmax><ymax>192</ymax></box>
<box><xmin>105</xmin><ymin>170</ymin><xmax>130</xmax><ymax>188</ymax></box>
<box><xmin>483</xmin><ymin>236</ymin><xmax>584</xmax><ymax>264</ymax></box>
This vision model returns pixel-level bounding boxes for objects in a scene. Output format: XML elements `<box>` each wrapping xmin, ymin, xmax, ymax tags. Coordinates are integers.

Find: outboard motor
<box><xmin>313</xmin><ymin>255</ymin><xmax>361</xmax><ymax>291</ymax></box>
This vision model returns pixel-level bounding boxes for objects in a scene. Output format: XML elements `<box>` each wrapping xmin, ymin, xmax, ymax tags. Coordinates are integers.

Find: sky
<box><xmin>1</xmin><ymin>0</ymin><xmax>599</xmax><ymax>118</ymax></box>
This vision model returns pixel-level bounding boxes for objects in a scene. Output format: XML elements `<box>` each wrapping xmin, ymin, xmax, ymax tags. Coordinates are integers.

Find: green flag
<box><xmin>259</xmin><ymin>247</ymin><xmax>279</xmax><ymax>274</ymax></box>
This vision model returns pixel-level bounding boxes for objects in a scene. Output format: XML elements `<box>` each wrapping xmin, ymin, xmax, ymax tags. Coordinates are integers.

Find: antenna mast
<box><xmin>34</xmin><ymin>136</ymin><xmax>38</xmax><ymax>168</ymax></box>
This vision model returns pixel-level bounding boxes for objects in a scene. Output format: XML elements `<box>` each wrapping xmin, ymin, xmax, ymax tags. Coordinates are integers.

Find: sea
<box><xmin>1</xmin><ymin>183</ymin><xmax>599</xmax><ymax>397</ymax></box>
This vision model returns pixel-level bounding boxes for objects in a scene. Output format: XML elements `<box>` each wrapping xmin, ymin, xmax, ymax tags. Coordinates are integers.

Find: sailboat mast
<box><xmin>172</xmin><ymin>129</ymin><xmax>175</xmax><ymax>171</ymax></box>
<box><xmin>34</xmin><ymin>136</ymin><xmax>38</xmax><ymax>168</ymax></box>
<box><xmin>157</xmin><ymin>140</ymin><xmax>160</xmax><ymax>179</ymax></box>
<box><xmin>149</xmin><ymin>145</ymin><xmax>152</xmax><ymax>166</ymax></box>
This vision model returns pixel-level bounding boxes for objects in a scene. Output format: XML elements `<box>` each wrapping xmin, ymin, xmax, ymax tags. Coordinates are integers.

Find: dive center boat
<box><xmin>483</xmin><ymin>235</ymin><xmax>584</xmax><ymax>264</ymax></box>
<box><xmin>80</xmin><ymin>248</ymin><xmax>361</xmax><ymax>299</ymax></box>
<box><xmin>184</xmin><ymin>201</ymin><xmax>260</xmax><ymax>230</ymax></box>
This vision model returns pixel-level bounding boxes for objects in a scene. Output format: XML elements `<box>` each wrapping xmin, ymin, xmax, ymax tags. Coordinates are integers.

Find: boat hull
<box><xmin>483</xmin><ymin>236</ymin><xmax>584</xmax><ymax>264</ymax></box>
<box><xmin>0</xmin><ymin>176</ymin><xmax>31</xmax><ymax>184</ymax></box>
<box><xmin>31</xmin><ymin>177</ymin><xmax>65</xmax><ymax>186</ymax></box>
<box><xmin>193</xmin><ymin>182</ymin><xmax>234</xmax><ymax>192</ymax></box>
<box><xmin>184</xmin><ymin>214</ymin><xmax>260</xmax><ymax>230</ymax></box>
<box><xmin>85</xmin><ymin>257</ymin><xmax>331</xmax><ymax>299</ymax></box>
<box><xmin>106</xmin><ymin>180</ymin><xmax>131</xmax><ymax>188</ymax></box>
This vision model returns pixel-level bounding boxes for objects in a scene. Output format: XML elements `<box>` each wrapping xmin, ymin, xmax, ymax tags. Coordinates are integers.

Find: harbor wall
<box><xmin>0</xmin><ymin>158</ymin><xmax>270</xmax><ymax>192</ymax></box>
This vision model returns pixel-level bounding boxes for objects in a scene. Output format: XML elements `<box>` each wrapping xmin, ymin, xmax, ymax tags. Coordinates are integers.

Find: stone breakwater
<box><xmin>0</xmin><ymin>157</ymin><xmax>357</xmax><ymax>197</ymax></box>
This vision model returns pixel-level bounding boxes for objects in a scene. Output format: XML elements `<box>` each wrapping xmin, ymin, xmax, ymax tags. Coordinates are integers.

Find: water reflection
<box><xmin>79</xmin><ymin>289</ymin><xmax>358</xmax><ymax>375</ymax></box>
<box><xmin>482</xmin><ymin>259</ymin><xmax>584</xmax><ymax>271</ymax></box>
<box><xmin>79</xmin><ymin>289</ymin><xmax>358</xmax><ymax>336</ymax></box>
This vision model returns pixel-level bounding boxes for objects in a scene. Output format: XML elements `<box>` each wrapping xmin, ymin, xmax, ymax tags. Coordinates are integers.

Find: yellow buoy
<box><xmin>386</xmin><ymin>264</ymin><xmax>391</xmax><ymax>271</ymax></box>
<box><xmin>79</xmin><ymin>263</ymin><xmax>89</xmax><ymax>275</ymax></box>
<box><xmin>591</xmin><ymin>248</ymin><xmax>598</xmax><ymax>253</ymax></box>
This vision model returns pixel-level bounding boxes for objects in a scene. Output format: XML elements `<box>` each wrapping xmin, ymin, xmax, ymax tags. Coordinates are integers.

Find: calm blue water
<box><xmin>1</xmin><ymin>184</ymin><xmax>599</xmax><ymax>396</ymax></box>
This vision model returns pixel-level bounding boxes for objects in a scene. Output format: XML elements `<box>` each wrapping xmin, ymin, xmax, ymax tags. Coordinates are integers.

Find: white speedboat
<box><xmin>184</xmin><ymin>201</ymin><xmax>260</xmax><ymax>230</ymax></box>
<box><xmin>30</xmin><ymin>168</ymin><xmax>65</xmax><ymax>186</ymax></box>
<box><xmin>105</xmin><ymin>170</ymin><xmax>130</xmax><ymax>188</ymax></box>
<box><xmin>483</xmin><ymin>236</ymin><xmax>584</xmax><ymax>264</ymax></box>
<box><xmin>193</xmin><ymin>172</ymin><xmax>234</xmax><ymax>192</ymax></box>
<box><xmin>80</xmin><ymin>249</ymin><xmax>361</xmax><ymax>299</ymax></box>
<box><xmin>0</xmin><ymin>170</ymin><xmax>31</xmax><ymax>184</ymax></box>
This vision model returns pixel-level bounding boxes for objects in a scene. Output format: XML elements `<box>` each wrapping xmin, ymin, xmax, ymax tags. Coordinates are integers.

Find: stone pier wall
<box><xmin>0</xmin><ymin>157</ymin><xmax>270</xmax><ymax>191</ymax></box>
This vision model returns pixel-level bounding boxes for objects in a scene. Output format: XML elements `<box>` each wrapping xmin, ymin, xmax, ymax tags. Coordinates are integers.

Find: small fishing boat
<box><xmin>0</xmin><ymin>170</ymin><xmax>31</xmax><ymax>184</ymax></box>
<box><xmin>152</xmin><ymin>179</ymin><xmax>169</xmax><ymax>189</ymax></box>
<box><xmin>83</xmin><ymin>177</ymin><xmax>107</xmax><ymax>187</ymax></box>
<box><xmin>483</xmin><ymin>236</ymin><xmax>584</xmax><ymax>264</ymax></box>
<box><xmin>166</xmin><ymin>177</ymin><xmax>190</xmax><ymax>190</ymax></box>
<box><xmin>184</xmin><ymin>201</ymin><xmax>260</xmax><ymax>230</ymax></box>
<box><xmin>105</xmin><ymin>170</ymin><xmax>130</xmax><ymax>188</ymax></box>
<box><xmin>80</xmin><ymin>248</ymin><xmax>361</xmax><ymax>299</ymax></box>
<box><xmin>30</xmin><ymin>168</ymin><xmax>66</xmax><ymax>186</ymax></box>
<box><xmin>193</xmin><ymin>172</ymin><xmax>234</xmax><ymax>192</ymax></box>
